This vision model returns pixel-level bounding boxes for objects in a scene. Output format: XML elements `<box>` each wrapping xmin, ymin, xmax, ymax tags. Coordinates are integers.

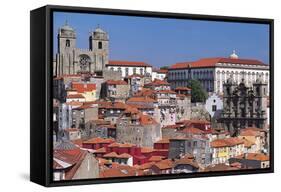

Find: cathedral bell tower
<box><xmin>56</xmin><ymin>21</ymin><xmax>76</xmax><ymax>76</ymax></box>
<box><xmin>89</xmin><ymin>26</ymin><xmax>109</xmax><ymax>72</ymax></box>
<box><xmin>58</xmin><ymin>21</ymin><xmax>76</xmax><ymax>53</ymax></box>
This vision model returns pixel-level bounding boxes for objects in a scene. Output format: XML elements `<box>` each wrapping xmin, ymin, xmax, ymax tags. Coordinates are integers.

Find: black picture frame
<box><xmin>30</xmin><ymin>4</ymin><xmax>274</xmax><ymax>187</ymax></box>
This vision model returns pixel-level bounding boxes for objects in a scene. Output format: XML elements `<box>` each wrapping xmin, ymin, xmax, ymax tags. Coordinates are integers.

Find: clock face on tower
<box><xmin>79</xmin><ymin>55</ymin><xmax>90</xmax><ymax>72</ymax></box>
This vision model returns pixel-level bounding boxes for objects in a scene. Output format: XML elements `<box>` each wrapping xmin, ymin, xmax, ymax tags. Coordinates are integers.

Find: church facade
<box><xmin>219</xmin><ymin>76</ymin><xmax>268</xmax><ymax>136</ymax></box>
<box><xmin>54</xmin><ymin>22</ymin><xmax>109</xmax><ymax>76</ymax></box>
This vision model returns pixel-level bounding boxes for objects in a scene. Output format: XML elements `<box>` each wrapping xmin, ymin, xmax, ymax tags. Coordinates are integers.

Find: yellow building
<box><xmin>72</xmin><ymin>82</ymin><xmax>96</xmax><ymax>102</ymax></box>
<box><xmin>211</xmin><ymin>137</ymin><xmax>244</xmax><ymax>165</ymax></box>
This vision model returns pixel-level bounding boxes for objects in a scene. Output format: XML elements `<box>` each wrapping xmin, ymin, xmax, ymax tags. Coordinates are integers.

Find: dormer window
<box><xmin>66</xmin><ymin>39</ymin><xmax>70</xmax><ymax>47</ymax></box>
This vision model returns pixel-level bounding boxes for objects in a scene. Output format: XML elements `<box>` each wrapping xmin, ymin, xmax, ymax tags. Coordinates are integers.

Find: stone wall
<box><xmin>116</xmin><ymin>123</ymin><xmax>161</xmax><ymax>147</ymax></box>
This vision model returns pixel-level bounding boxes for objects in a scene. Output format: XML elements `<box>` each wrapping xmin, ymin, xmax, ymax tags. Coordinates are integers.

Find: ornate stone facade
<box><xmin>220</xmin><ymin>76</ymin><xmax>268</xmax><ymax>136</ymax></box>
<box><xmin>54</xmin><ymin>22</ymin><xmax>109</xmax><ymax>76</ymax></box>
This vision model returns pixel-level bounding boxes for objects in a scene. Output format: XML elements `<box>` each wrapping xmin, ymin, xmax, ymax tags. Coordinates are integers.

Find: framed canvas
<box><xmin>30</xmin><ymin>5</ymin><xmax>274</xmax><ymax>187</ymax></box>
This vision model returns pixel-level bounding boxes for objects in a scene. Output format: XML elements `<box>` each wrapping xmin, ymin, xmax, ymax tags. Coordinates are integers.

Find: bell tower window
<box><xmin>98</xmin><ymin>41</ymin><xmax>102</xmax><ymax>49</ymax></box>
<box><xmin>66</xmin><ymin>39</ymin><xmax>70</xmax><ymax>47</ymax></box>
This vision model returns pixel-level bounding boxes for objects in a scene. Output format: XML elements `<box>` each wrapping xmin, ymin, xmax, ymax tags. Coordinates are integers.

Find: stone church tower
<box><xmin>89</xmin><ymin>27</ymin><xmax>109</xmax><ymax>72</ymax></box>
<box><xmin>219</xmin><ymin>75</ymin><xmax>267</xmax><ymax>136</ymax></box>
<box><xmin>54</xmin><ymin>22</ymin><xmax>109</xmax><ymax>76</ymax></box>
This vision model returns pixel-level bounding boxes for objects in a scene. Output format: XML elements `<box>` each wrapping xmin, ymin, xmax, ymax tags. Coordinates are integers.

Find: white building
<box><xmin>106</xmin><ymin>60</ymin><xmax>153</xmax><ymax>78</ymax></box>
<box><xmin>168</xmin><ymin>51</ymin><xmax>270</xmax><ymax>94</ymax></box>
<box><xmin>205</xmin><ymin>93</ymin><xmax>223</xmax><ymax>118</ymax></box>
<box><xmin>152</xmin><ymin>68</ymin><xmax>168</xmax><ymax>81</ymax></box>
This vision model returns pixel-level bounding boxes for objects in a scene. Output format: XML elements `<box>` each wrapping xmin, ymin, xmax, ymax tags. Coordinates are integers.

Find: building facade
<box><xmin>116</xmin><ymin>107</ymin><xmax>161</xmax><ymax>147</ymax></box>
<box><xmin>106</xmin><ymin>60</ymin><xmax>153</xmax><ymax>78</ymax></box>
<box><xmin>168</xmin><ymin>52</ymin><xmax>269</xmax><ymax>94</ymax></box>
<box><xmin>220</xmin><ymin>77</ymin><xmax>268</xmax><ymax>136</ymax></box>
<box><xmin>54</xmin><ymin>22</ymin><xmax>109</xmax><ymax>76</ymax></box>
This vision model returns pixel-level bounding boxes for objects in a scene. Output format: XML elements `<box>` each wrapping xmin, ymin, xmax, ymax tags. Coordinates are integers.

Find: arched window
<box><xmin>66</xmin><ymin>39</ymin><xmax>70</xmax><ymax>47</ymax></box>
<box><xmin>98</xmin><ymin>41</ymin><xmax>102</xmax><ymax>49</ymax></box>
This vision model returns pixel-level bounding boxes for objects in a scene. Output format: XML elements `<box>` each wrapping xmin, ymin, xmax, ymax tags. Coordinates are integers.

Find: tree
<box><xmin>188</xmin><ymin>79</ymin><xmax>208</xmax><ymax>103</ymax></box>
<box><xmin>160</xmin><ymin>66</ymin><xmax>169</xmax><ymax>70</ymax></box>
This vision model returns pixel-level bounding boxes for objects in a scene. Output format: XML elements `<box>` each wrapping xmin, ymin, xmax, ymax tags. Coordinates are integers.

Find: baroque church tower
<box><xmin>54</xmin><ymin>22</ymin><xmax>109</xmax><ymax>76</ymax></box>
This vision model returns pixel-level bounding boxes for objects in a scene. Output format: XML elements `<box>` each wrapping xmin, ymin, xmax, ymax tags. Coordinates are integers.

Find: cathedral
<box><xmin>54</xmin><ymin>22</ymin><xmax>109</xmax><ymax>76</ymax></box>
<box><xmin>219</xmin><ymin>75</ymin><xmax>268</xmax><ymax>136</ymax></box>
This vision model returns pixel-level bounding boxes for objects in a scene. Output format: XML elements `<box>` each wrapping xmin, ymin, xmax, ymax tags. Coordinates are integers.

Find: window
<box><xmin>133</xmin><ymin>67</ymin><xmax>136</xmax><ymax>74</ymax></box>
<box><xmin>140</xmin><ymin>68</ymin><xmax>143</xmax><ymax>75</ymax></box>
<box><xmin>212</xmin><ymin>105</ymin><xmax>217</xmax><ymax>112</ymax></box>
<box><xmin>98</xmin><ymin>41</ymin><xmax>102</xmax><ymax>49</ymax></box>
<box><xmin>66</xmin><ymin>39</ymin><xmax>70</xmax><ymax>47</ymax></box>
<box><xmin>118</xmin><ymin>67</ymin><xmax>121</xmax><ymax>72</ymax></box>
<box><xmin>125</xmin><ymin>68</ymin><xmax>129</xmax><ymax>76</ymax></box>
<box><xmin>193</xmin><ymin>141</ymin><xmax>197</xmax><ymax>147</ymax></box>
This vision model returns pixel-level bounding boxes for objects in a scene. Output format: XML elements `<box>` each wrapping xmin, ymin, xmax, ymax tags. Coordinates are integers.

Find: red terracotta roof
<box><xmin>118</xmin><ymin>153</ymin><xmax>132</xmax><ymax>158</ymax></box>
<box><xmin>211</xmin><ymin>137</ymin><xmax>244</xmax><ymax>148</ymax></box>
<box><xmin>66</xmin><ymin>94</ymin><xmax>85</xmax><ymax>99</ymax></box>
<box><xmin>53</xmin><ymin>147</ymin><xmax>87</xmax><ymax>180</ymax></box>
<box><xmin>148</xmin><ymin>156</ymin><xmax>165</xmax><ymax>162</ymax></box>
<box><xmin>103</xmin><ymin>152</ymin><xmax>118</xmax><ymax>158</ymax></box>
<box><xmin>156</xmin><ymin>90</ymin><xmax>176</xmax><ymax>94</ymax></box>
<box><xmin>153</xmin><ymin>159</ymin><xmax>173</xmax><ymax>170</ymax></box>
<box><xmin>100</xmin><ymin>165</ymin><xmax>142</xmax><ymax>178</ymax></box>
<box><xmin>83</xmin><ymin>137</ymin><xmax>115</xmax><ymax>144</ymax></box>
<box><xmin>66</xmin><ymin>101</ymin><xmax>83</xmax><ymax>107</ymax></box>
<box><xmin>107</xmin><ymin>142</ymin><xmax>136</xmax><ymax>148</ymax></box>
<box><xmin>94</xmin><ymin>147</ymin><xmax>107</xmax><ymax>153</ymax></box>
<box><xmin>106</xmin><ymin>80</ymin><xmax>128</xmax><ymax>85</ymax></box>
<box><xmin>139</xmin><ymin>113</ymin><xmax>158</xmax><ymax>125</ymax></box>
<box><xmin>246</xmin><ymin>153</ymin><xmax>269</xmax><ymax>161</ymax></box>
<box><xmin>145</xmin><ymin>79</ymin><xmax>170</xmax><ymax>86</ymax></box>
<box><xmin>138</xmin><ymin>162</ymin><xmax>155</xmax><ymax>170</ymax></box>
<box><xmin>98</xmin><ymin>101</ymin><xmax>128</xmax><ymax>109</ymax></box>
<box><xmin>235</xmin><ymin>153</ymin><xmax>270</xmax><ymax>161</ymax></box>
<box><xmin>174</xmin><ymin>157</ymin><xmax>199</xmax><ymax>169</ymax></box>
<box><xmin>175</xmin><ymin>86</ymin><xmax>192</xmax><ymax>91</ymax></box>
<box><xmin>240</xmin><ymin>129</ymin><xmax>260</xmax><ymax>137</ymax></box>
<box><xmin>127</xmin><ymin>103</ymin><xmax>154</xmax><ymax>110</ymax></box>
<box><xmin>127</xmin><ymin>96</ymin><xmax>157</xmax><ymax>103</ymax></box>
<box><xmin>134</xmin><ymin>88</ymin><xmax>156</xmax><ymax>97</ymax></box>
<box><xmin>72</xmin><ymin>82</ymin><xmax>96</xmax><ymax>93</ymax></box>
<box><xmin>141</xmin><ymin>147</ymin><xmax>154</xmax><ymax>153</ymax></box>
<box><xmin>155</xmin><ymin>138</ymin><xmax>170</xmax><ymax>144</ymax></box>
<box><xmin>181</xmin><ymin>127</ymin><xmax>204</xmax><ymax>134</ymax></box>
<box><xmin>169</xmin><ymin>57</ymin><xmax>266</xmax><ymax>70</ymax></box>
<box><xmin>108</xmin><ymin>60</ymin><xmax>152</xmax><ymax>67</ymax></box>
<box><xmin>124</xmin><ymin>106</ymin><xmax>140</xmax><ymax>114</ymax></box>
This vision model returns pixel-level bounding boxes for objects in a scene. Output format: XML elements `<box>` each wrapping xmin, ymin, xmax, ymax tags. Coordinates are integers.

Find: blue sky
<box><xmin>53</xmin><ymin>12</ymin><xmax>270</xmax><ymax>67</ymax></box>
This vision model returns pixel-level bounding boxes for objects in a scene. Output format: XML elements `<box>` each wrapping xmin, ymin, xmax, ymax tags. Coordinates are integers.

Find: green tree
<box><xmin>188</xmin><ymin>79</ymin><xmax>208</xmax><ymax>103</ymax></box>
<box><xmin>160</xmin><ymin>66</ymin><xmax>169</xmax><ymax>70</ymax></box>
